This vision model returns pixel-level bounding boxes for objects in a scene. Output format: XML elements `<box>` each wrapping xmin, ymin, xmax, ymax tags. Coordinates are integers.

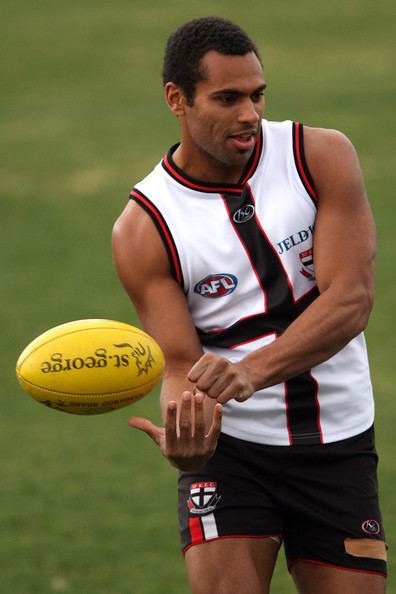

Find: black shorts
<box><xmin>178</xmin><ymin>426</ymin><xmax>387</xmax><ymax>576</ymax></box>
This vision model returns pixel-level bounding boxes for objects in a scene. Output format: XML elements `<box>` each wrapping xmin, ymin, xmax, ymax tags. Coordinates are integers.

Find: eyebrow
<box><xmin>210</xmin><ymin>83</ymin><xmax>267</xmax><ymax>97</ymax></box>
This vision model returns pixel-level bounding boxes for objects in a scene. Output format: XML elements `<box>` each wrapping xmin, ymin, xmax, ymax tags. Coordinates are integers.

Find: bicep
<box><xmin>306</xmin><ymin>128</ymin><xmax>376</xmax><ymax>299</ymax></box>
<box><xmin>112</xmin><ymin>201</ymin><xmax>203</xmax><ymax>369</ymax></box>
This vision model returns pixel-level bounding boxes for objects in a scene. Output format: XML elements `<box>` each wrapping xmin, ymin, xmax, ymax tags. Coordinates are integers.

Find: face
<box><xmin>169</xmin><ymin>51</ymin><xmax>266</xmax><ymax>182</ymax></box>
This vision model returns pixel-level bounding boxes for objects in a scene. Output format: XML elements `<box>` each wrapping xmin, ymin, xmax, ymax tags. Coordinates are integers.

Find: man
<box><xmin>112</xmin><ymin>16</ymin><xmax>387</xmax><ymax>594</ymax></box>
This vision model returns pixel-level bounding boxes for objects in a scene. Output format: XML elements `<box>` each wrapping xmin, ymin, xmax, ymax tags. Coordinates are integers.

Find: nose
<box><xmin>237</xmin><ymin>98</ymin><xmax>261</xmax><ymax>126</ymax></box>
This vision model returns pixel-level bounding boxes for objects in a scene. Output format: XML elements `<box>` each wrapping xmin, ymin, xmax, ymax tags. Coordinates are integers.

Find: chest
<box><xmin>168</xmin><ymin>182</ymin><xmax>317</xmax><ymax>330</ymax></box>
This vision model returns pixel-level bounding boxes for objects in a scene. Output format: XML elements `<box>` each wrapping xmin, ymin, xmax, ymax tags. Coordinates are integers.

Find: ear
<box><xmin>164</xmin><ymin>82</ymin><xmax>187</xmax><ymax>116</ymax></box>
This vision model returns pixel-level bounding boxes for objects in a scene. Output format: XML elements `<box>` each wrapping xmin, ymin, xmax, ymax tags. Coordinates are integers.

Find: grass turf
<box><xmin>1</xmin><ymin>1</ymin><xmax>395</xmax><ymax>591</ymax></box>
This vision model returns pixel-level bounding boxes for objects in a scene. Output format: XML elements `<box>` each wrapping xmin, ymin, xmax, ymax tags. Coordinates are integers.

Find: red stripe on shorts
<box><xmin>189</xmin><ymin>515</ymin><xmax>204</xmax><ymax>545</ymax></box>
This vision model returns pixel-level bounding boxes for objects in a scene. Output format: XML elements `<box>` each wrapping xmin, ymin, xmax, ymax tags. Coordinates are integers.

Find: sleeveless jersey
<box><xmin>130</xmin><ymin>119</ymin><xmax>374</xmax><ymax>446</ymax></box>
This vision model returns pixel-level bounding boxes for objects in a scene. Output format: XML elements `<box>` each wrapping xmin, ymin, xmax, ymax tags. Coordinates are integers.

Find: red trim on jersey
<box><xmin>199</xmin><ymin>312</ymin><xmax>285</xmax><ymax>339</ymax></box>
<box><xmin>294</xmin><ymin>284</ymin><xmax>319</xmax><ymax>304</ymax></box>
<box><xmin>196</xmin><ymin>312</ymin><xmax>269</xmax><ymax>337</ymax></box>
<box><xmin>228</xmin><ymin>331</ymin><xmax>277</xmax><ymax>350</ymax></box>
<box><xmin>284</xmin><ymin>372</ymin><xmax>322</xmax><ymax>445</ymax></box>
<box><xmin>284</xmin><ymin>382</ymin><xmax>293</xmax><ymax>445</ymax></box>
<box><xmin>288</xmin><ymin>558</ymin><xmax>387</xmax><ymax>578</ymax></box>
<box><xmin>163</xmin><ymin>153</ymin><xmax>242</xmax><ymax>194</ymax></box>
<box><xmin>309</xmin><ymin>370</ymin><xmax>324</xmax><ymax>443</ymax></box>
<box><xmin>293</xmin><ymin>122</ymin><xmax>318</xmax><ymax>202</ymax></box>
<box><xmin>130</xmin><ymin>189</ymin><xmax>183</xmax><ymax>286</ymax></box>
<box><xmin>239</xmin><ymin>128</ymin><xmax>263</xmax><ymax>186</ymax></box>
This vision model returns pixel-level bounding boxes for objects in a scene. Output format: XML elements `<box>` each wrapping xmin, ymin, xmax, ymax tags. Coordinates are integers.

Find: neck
<box><xmin>172</xmin><ymin>144</ymin><xmax>246</xmax><ymax>185</ymax></box>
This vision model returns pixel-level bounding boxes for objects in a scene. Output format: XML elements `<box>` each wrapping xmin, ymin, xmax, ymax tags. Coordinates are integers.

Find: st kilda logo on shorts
<box><xmin>361</xmin><ymin>519</ymin><xmax>381</xmax><ymax>535</ymax></box>
<box><xmin>194</xmin><ymin>274</ymin><xmax>238</xmax><ymax>298</ymax></box>
<box><xmin>188</xmin><ymin>482</ymin><xmax>221</xmax><ymax>516</ymax></box>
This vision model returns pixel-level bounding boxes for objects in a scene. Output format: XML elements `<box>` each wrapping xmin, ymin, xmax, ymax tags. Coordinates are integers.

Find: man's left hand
<box><xmin>188</xmin><ymin>353</ymin><xmax>257</xmax><ymax>404</ymax></box>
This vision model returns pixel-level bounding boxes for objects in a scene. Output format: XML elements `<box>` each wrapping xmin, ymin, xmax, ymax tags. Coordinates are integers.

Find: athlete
<box><xmin>112</xmin><ymin>16</ymin><xmax>387</xmax><ymax>594</ymax></box>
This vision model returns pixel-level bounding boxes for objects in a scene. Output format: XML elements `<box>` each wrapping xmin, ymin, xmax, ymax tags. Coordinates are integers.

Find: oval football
<box><xmin>16</xmin><ymin>319</ymin><xmax>165</xmax><ymax>415</ymax></box>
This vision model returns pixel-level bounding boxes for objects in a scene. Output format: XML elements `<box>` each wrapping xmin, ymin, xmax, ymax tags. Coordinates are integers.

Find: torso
<box><xmin>130</xmin><ymin>119</ymin><xmax>374</xmax><ymax>446</ymax></box>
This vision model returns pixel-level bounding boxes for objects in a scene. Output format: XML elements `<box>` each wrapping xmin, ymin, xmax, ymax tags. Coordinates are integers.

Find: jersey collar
<box><xmin>162</xmin><ymin>124</ymin><xmax>263</xmax><ymax>195</ymax></box>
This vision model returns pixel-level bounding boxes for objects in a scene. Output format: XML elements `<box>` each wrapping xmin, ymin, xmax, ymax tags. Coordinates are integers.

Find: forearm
<box><xmin>160</xmin><ymin>371</ymin><xmax>191</xmax><ymax>419</ymax></box>
<box><xmin>160</xmin><ymin>368</ymin><xmax>217</xmax><ymax>431</ymax></box>
<box><xmin>243</xmin><ymin>283</ymin><xmax>373</xmax><ymax>390</ymax></box>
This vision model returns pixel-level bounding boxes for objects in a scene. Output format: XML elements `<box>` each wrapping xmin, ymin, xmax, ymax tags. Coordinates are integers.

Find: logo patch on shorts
<box><xmin>361</xmin><ymin>519</ymin><xmax>381</xmax><ymax>535</ymax></box>
<box><xmin>188</xmin><ymin>482</ymin><xmax>221</xmax><ymax>516</ymax></box>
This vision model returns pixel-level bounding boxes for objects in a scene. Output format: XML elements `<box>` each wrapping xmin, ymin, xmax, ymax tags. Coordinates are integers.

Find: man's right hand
<box><xmin>128</xmin><ymin>392</ymin><xmax>223</xmax><ymax>471</ymax></box>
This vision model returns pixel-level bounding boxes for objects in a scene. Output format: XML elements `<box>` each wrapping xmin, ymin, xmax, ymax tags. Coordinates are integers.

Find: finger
<box><xmin>193</xmin><ymin>365</ymin><xmax>227</xmax><ymax>394</ymax></box>
<box><xmin>190</xmin><ymin>355</ymin><xmax>232</xmax><ymax>395</ymax></box>
<box><xmin>206</xmin><ymin>403</ymin><xmax>223</xmax><ymax>443</ymax></box>
<box><xmin>234</xmin><ymin>390</ymin><xmax>251</xmax><ymax>403</ymax></box>
<box><xmin>187</xmin><ymin>354</ymin><xmax>212</xmax><ymax>383</ymax></box>
<box><xmin>216</xmin><ymin>383</ymin><xmax>251</xmax><ymax>404</ymax></box>
<box><xmin>165</xmin><ymin>400</ymin><xmax>178</xmax><ymax>448</ymax></box>
<box><xmin>179</xmin><ymin>392</ymin><xmax>193</xmax><ymax>440</ymax></box>
<box><xmin>128</xmin><ymin>417</ymin><xmax>162</xmax><ymax>446</ymax></box>
<box><xmin>193</xmin><ymin>392</ymin><xmax>205</xmax><ymax>440</ymax></box>
<box><xmin>204</xmin><ymin>373</ymin><xmax>232</xmax><ymax>400</ymax></box>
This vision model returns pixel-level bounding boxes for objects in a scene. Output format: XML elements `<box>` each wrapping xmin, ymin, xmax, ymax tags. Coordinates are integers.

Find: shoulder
<box><xmin>303</xmin><ymin>126</ymin><xmax>364</xmax><ymax>197</ymax></box>
<box><xmin>304</xmin><ymin>126</ymin><xmax>357</xmax><ymax>159</ymax></box>
<box><xmin>112</xmin><ymin>200</ymin><xmax>171</xmax><ymax>298</ymax></box>
<box><xmin>112</xmin><ymin>198</ymin><xmax>169</xmax><ymax>261</ymax></box>
<box><xmin>113</xmin><ymin>157</ymin><xmax>168</xmax><ymax>253</ymax></box>
<box><xmin>113</xmin><ymin>199</ymin><xmax>154</xmax><ymax>247</ymax></box>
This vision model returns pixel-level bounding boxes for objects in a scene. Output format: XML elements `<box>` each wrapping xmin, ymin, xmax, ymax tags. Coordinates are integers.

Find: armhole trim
<box><xmin>130</xmin><ymin>188</ymin><xmax>185</xmax><ymax>289</ymax></box>
<box><xmin>292</xmin><ymin>122</ymin><xmax>318</xmax><ymax>204</ymax></box>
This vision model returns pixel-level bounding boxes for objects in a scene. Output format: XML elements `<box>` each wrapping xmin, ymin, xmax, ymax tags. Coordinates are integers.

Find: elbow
<box><xmin>347</xmin><ymin>287</ymin><xmax>374</xmax><ymax>337</ymax></box>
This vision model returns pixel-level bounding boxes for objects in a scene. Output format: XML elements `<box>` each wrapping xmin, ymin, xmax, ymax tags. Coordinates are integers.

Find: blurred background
<box><xmin>1</xmin><ymin>1</ymin><xmax>394</xmax><ymax>592</ymax></box>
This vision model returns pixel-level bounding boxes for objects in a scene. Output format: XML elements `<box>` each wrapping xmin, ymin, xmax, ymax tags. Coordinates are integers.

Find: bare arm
<box><xmin>189</xmin><ymin>127</ymin><xmax>376</xmax><ymax>401</ymax></box>
<box><xmin>112</xmin><ymin>200</ymin><xmax>222</xmax><ymax>469</ymax></box>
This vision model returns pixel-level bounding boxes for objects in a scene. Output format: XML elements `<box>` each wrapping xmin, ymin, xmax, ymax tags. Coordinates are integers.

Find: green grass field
<box><xmin>1</xmin><ymin>1</ymin><xmax>395</xmax><ymax>592</ymax></box>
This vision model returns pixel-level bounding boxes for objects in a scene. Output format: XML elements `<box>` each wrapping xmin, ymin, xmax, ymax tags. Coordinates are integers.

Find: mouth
<box><xmin>228</xmin><ymin>130</ymin><xmax>258</xmax><ymax>152</ymax></box>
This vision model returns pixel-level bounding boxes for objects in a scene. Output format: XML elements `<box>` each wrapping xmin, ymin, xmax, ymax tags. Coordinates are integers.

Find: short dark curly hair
<box><xmin>162</xmin><ymin>16</ymin><xmax>261</xmax><ymax>105</ymax></box>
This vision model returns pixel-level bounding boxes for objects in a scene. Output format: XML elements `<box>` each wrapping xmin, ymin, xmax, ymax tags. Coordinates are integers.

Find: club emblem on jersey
<box><xmin>194</xmin><ymin>274</ymin><xmax>238</xmax><ymax>298</ymax></box>
<box><xmin>188</xmin><ymin>482</ymin><xmax>221</xmax><ymax>516</ymax></box>
<box><xmin>299</xmin><ymin>248</ymin><xmax>315</xmax><ymax>280</ymax></box>
<box><xmin>361</xmin><ymin>519</ymin><xmax>381</xmax><ymax>535</ymax></box>
<box><xmin>233</xmin><ymin>204</ymin><xmax>255</xmax><ymax>223</ymax></box>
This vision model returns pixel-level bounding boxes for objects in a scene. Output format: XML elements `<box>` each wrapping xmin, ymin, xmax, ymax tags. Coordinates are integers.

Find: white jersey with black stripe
<box><xmin>131</xmin><ymin>119</ymin><xmax>374</xmax><ymax>446</ymax></box>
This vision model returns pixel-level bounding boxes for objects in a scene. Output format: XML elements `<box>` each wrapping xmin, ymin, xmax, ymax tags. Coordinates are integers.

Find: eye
<box><xmin>218</xmin><ymin>95</ymin><xmax>237</xmax><ymax>105</ymax></box>
<box><xmin>251</xmin><ymin>91</ymin><xmax>265</xmax><ymax>103</ymax></box>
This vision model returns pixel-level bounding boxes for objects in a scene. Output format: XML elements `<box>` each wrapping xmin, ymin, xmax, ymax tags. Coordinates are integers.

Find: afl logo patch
<box><xmin>194</xmin><ymin>274</ymin><xmax>238</xmax><ymax>298</ymax></box>
<box><xmin>233</xmin><ymin>204</ymin><xmax>255</xmax><ymax>223</ymax></box>
<box><xmin>361</xmin><ymin>519</ymin><xmax>381</xmax><ymax>535</ymax></box>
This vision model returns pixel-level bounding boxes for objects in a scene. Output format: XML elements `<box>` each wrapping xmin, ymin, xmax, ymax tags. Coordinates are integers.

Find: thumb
<box><xmin>128</xmin><ymin>416</ymin><xmax>162</xmax><ymax>445</ymax></box>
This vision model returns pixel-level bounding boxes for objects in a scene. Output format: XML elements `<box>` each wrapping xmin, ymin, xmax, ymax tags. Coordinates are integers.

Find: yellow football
<box><xmin>16</xmin><ymin>319</ymin><xmax>165</xmax><ymax>415</ymax></box>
